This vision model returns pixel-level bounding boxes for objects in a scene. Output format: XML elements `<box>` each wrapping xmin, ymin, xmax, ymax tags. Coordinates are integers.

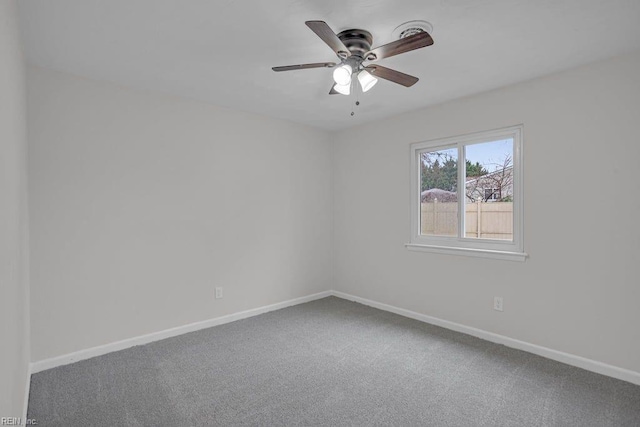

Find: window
<box><xmin>407</xmin><ymin>125</ymin><xmax>526</xmax><ymax>261</ymax></box>
<box><xmin>484</xmin><ymin>188</ymin><xmax>501</xmax><ymax>201</ymax></box>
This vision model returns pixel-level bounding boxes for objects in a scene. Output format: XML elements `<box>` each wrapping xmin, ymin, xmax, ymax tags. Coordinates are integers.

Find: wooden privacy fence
<box><xmin>421</xmin><ymin>201</ymin><xmax>513</xmax><ymax>240</ymax></box>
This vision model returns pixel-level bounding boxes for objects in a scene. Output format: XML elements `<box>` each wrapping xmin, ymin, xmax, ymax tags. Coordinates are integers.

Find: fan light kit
<box><xmin>333</xmin><ymin>64</ymin><xmax>352</xmax><ymax>86</ymax></box>
<box><xmin>272</xmin><ymin>20</ymin><xmax>434</xmax><ymax>97</ymax></box>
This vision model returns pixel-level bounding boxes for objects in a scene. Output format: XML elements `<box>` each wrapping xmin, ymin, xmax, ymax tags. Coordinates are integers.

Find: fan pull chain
<box><xmin>351</xmin><ymin>101</ymin><xmax>360</xmax><ymax>117</ymax></box>
<box><xmin>351</xmin><ymin>81</ymin><xmax>361</xmax><ymax>117</ymax></box>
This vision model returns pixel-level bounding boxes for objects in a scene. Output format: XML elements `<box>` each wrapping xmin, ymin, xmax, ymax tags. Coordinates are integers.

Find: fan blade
<box><xmin>365</xmin><ymin>32</ymin><xmax>433</xmax><ymax>62</ymax></box>
<box><xmin>305</xmin><ymin>21</ymin><xmax>350</xmax><ymax>58</ymax></box>
<box><xmin>272</xmin><ymin>62</ymin><xmax>335</xmax><ymax>72</ymax></box>
<box><xmin>366</xmin><ymin>65</ymin><xmax>419</xmax><ymax>87</ymax></box>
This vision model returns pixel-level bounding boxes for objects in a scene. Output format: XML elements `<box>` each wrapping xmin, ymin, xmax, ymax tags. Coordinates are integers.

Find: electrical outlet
<box><xmin>493</xmin><ymin>296</ymin><xmax>503</xmax><ymax>312</ymax></box>
<box><xmin>215</xmin><ymin>287</ymin><xmax>223</xmax><ymax>299</ymax></box>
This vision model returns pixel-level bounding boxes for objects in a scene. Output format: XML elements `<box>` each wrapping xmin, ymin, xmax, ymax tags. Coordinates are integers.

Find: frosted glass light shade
<box><xmin>358</xmin><ymin>70</ymin><xmax>378</xmax><ymax>92</ymax></box>
<box><xmin>333</xmin><ymin>82</ymin><xmax>351</xmax><ymax>95</ymax></box>
<box><xmin>333</xmin><ymin>64</ymin><xmax>352</xmax><ymax>86</ymax></box>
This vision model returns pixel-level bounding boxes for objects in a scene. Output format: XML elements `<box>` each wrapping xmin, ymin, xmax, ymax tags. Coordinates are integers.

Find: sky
<box><xmin>424</xmin><ymin>138</ymin><xmax>513</xmax><ymax>172</ymax></box>
<box><xmin>465</xmin><ymin>138</ymin><xmax>513</xmax><ymax>172</ymax></box>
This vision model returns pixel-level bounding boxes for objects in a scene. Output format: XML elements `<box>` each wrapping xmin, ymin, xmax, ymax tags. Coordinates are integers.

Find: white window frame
<box><xmin>406</xmin><ymin>125</ymin><xmax>527</xmax><ymax>261</ymax></box>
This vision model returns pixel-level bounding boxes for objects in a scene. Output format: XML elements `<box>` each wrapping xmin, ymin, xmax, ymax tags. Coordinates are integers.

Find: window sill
<box><xmin>405</xmin><ymin>243</ymin><xmax>528</xmax><ymax>262</ymax></box>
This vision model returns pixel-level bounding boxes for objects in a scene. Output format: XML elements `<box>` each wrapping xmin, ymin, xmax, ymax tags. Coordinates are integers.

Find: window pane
<box><xmin>419</xmin><ymin>148</ymin><xmax>458</xmax><ymax>237</ymax></box>
<box><xmin>464</xmin><ymin>139</ymin><xmax>513</xmax><ymax>240</ymax></box>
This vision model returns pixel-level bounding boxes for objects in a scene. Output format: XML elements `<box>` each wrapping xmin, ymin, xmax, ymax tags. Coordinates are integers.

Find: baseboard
<box><xmin>330</xmin><ymin>290</ymin><xmax>640</xmax><ymax>386</ymax></box>
<box><xmin>31</xmin><ymin>291</ymin><xmax>332</xmax><ymax>374</ymax></box>
<box><xmin>30</xmin><ymin>289</ymin><xmax>640</xmax><ymax>386</ymax></box>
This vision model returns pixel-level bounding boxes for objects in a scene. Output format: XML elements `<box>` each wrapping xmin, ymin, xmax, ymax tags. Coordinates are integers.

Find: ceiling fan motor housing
<box><xmin>337</xmin><ymin>29</ymin><xmax>373</xmax><ymax>59</ymax></box>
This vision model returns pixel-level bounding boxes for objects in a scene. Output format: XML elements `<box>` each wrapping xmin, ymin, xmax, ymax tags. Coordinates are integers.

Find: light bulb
<box><xmin>333</xmin><ymin>64</ymin><xmax>352</xmax><ymax>86</ymax></box>
<box><xmin>333</xmin><ymin>82</ymin><xmax>351</xmax><ymax>95</ymax></box>
<box><xmin>358</xmin><ymin>70</ymin><xmax>378</xmax><ymax>92</ymax></box>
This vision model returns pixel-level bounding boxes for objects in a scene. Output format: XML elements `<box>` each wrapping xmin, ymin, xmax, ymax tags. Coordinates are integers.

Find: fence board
<box><xmin>421</xmin><ymin>201</ymin><xmax>513</xmax><ymax>240</ymax></box>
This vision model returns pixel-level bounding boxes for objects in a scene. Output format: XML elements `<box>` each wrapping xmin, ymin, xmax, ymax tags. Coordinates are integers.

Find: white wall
<box><xmin>28</xmin><ymin>67</ymin><xmax>333</xmax><ymax>361</ymax></box>
<box><xmin>0</xmin><ymin>0</ymin><xmax>30</xmax><ymax>417</ymax></box>
<box><xmin>333</xmin><ymin>52</ymin><xmax>640</xmax><ymax>373</ymax></box>
<box><xmin>25</xmin><ymin>45</ymin><xmax>640</xmax><ymax>377</ymax></box>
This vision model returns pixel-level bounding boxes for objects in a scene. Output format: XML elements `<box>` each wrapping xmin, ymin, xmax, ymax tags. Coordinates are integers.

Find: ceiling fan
<box><xmin>272</xmin><ymin>21</ymin><xmax>434</xmax><ymax>95</ymax></box>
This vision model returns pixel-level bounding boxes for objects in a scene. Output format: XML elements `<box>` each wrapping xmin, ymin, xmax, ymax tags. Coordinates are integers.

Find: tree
<box><xmin>421</xmin><ymin>152</ymin><xmax>457</xmax><ymax>192</ymax></box>
<box><xmin>465</xmin><ymin>154</ymin><xmax>513</xmax><ymax>202</ymax></box>
<box><xmin>420</xmin><ymin>154</ymin><xmax>489</xmax><ymax>193</ymax></box>
<box><xmin>466</xmin><ymin>160</ymin><xmax>488</xmax><ymax>178</ymax></box>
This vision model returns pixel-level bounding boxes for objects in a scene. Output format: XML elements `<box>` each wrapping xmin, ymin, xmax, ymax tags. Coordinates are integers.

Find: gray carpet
<box><xmin>28</xmin><ymin>296</ymin><xmax>640</xmax><ymax>426</ymax></box>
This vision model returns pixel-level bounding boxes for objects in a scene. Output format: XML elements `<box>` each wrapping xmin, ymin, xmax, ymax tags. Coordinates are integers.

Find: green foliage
<box><xmin>420</xmin><ymin>154</ymin><xmax>489</xmax><ymax>192</ymax></box>
<box><xmin>421</xmin><ymin>153</ymin><xmax>457</xmax><ymax>192</ymax></box>
<box><xmin>465</xmin><ymin>160</ymin><xmax>488</xmax><ymax>178</ymax></box>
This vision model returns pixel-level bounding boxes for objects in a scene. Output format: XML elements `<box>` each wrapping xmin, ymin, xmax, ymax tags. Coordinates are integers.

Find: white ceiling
<box><xmin>18</xmin><ymin>0</ymin><xmax>640</xmax><ymax>130</ymax></box>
